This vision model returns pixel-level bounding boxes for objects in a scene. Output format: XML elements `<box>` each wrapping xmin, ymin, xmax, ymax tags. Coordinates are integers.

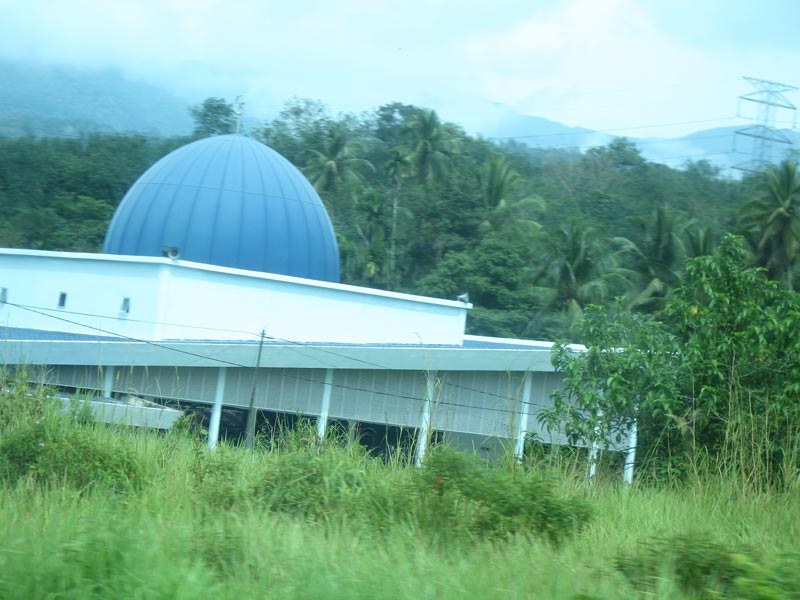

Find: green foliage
<box><xmin>530</xmin><ymin>221</ymin><xmax>636</xmax><ymax>336</ymax></box>
<box><xmin>739</xmin><ymin>160</ymin><xmax>800</xmax><ymax>288</ymax></box>
<box><xmin>300</xmin><ymin>122</ymin><xmax>375</xmax><ymax>194</ymax></box>
<box><xmin>0</xmin><ymin>408</ymin><xmax>141</xmax><ymax>493</ymax></box>
<box><xmin>667</xmin><ymin>234</ymin><xmax>800</xmax><ymax>484</ymax></box>
<box><xmin>0</xmin><ymin>133</ymin><xmax>186</xmax><ymax>251</ymax></box>
<box><xmin>182</xmin><ymin>424</ymin><xmax>589</xmax><ymax>544</ymax></box>
<box><xmin>545</xmin><ymin>235</ymin><xmax>800</xmax><ymax>485</ymax></box>
<box><xmin>4</xmin><ymin>95</ymin><xmax>791</xmax><ymax>341</ymax></box>
<box><xmin>189</xmin><ymin>97</ymin><xmax>236</xmax><ymax>137</ymax></box>
<box><xmin>1</xmin><ymin>375</ymin><xmax>798</xmax><ymax>599</ymax></box>
<box><xmin>616</xmin><ymin>534</ymin><xmax>800</xmax><ymax>599</ymax></box>
<box><xmin>418</xmin><ymin>446</ymin><xmax>591</xmax><ymax>543</ymax></box>
<box><xmin>542</xmin><ymin>303</ymin><xmax>681</xmax><ymax>480</ymax></box>
<box><xmin>255</xmin><ymin>444</ymin><xmax>371</xmax><ymax>520</ymax></box>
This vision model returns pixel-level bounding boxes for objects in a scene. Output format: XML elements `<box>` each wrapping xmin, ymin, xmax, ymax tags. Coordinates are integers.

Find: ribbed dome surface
<box><xmin>103</xmin><ymin>135</ymin><xmax>340</xmax><ymax>282</ymax></box>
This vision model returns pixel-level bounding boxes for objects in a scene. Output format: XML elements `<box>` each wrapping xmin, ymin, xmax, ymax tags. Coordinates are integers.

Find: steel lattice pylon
<box><xmin>734</xmin><ymin>76</ymin><xmax>797</xmax><ymax>173</ymax></box>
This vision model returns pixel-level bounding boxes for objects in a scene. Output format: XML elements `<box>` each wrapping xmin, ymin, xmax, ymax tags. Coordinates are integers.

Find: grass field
<box><xmin>1</xmin><ymin>388</ymin><xmax>798</xmax><ymax>599</ymax></box>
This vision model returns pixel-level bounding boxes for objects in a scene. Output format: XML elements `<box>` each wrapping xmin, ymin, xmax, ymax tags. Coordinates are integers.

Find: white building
<box><xmin>0</xmin><ymin>134</ymin><xmax>582</xmax><ymax>463</ymax></box>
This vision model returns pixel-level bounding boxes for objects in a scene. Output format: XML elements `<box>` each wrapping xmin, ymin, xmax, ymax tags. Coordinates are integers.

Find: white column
<box><xmin>102</xmin><ymin>366</ymin><xmax>115</xmax><ymax>399</ymax></box>
<box><xmin>588</xmin><ymin>440</ymin><xmax>599</xmax><ymax>482</ymax></box>
<box><xmin>514</xmin><ymin>372</ymin><xmax>533</xmax><ymax>462</ymax></box>
<box><xmin>316</xmin><ymin>369</ymin><xmax>334</xmax><ymax>440</ymax></box>
<box><xmin>623</xmin><ymin>418</ymin><xmax>638</xmax><ymax>485</ymax></box>
<box><xmin>414</xmin><ymin>372</ymin><xmax>435</xmax><ymax>467</ymax></box>
<box><xmin>587</xmin><ymin>408</ymin><xmax>602</xmax><ymax>483</ymax></box>
<box><xmin>208</xmin><ymin>367</ymin><xmax>227</xmax><ymax>450</ymax></box>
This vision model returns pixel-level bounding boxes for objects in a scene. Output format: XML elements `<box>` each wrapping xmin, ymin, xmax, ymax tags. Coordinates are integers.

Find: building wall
<box><xmin>0</xmin><ymin>249</ymin><xmax>468</xmax><ymax>344</ymax></box>
<box><xmin>0</xmin><ymin>252</ymin><xmax>164</xmax><ymax>338</ymax></box>
<box><xmin>35</xmin><ymin>364</ymin><xmax>567</xmax><ymax>443</ymax></box>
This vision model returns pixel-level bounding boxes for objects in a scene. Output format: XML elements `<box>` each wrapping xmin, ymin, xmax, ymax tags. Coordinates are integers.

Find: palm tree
<box><xmin>532</xmin><ymin>222</ymin><xmax>635</xmax><ymax>333</ymax></box>
<box><xmin>478</xmin><ymin>158</ymin><xmax>545</xmax><ymax>232</ymax></box>
<box><xmin>301</xmin><ymin>123</ymin><xmax>375</xmax><ymax>194</ymax></box>
<box><xmin>685</xmin><ymin>224</ymin><xmax>716</xmax><ymax>259</ymax></box>
<box><xmin>739</xmin><ymin>160</ymin><xmax>800</xmax><ymax>289</ymax></box>
<box><xmin>625</xmin><ymin>205</ymin><xmax>687</xmax><ymax>312</ymax></box>
<box><xmin>343</xmin><ymin>189</ymin><xmax>390</xmax><ymax>285</ymax></box>
<box><xmin>403</xmin><ymin>110</ymin><xmax>459</xmax><ymax>183</ymax></box>
<box><xmin>384</xmin><ymin>148</ymin><xmax>412</xmax><ymax>285</ymax></box>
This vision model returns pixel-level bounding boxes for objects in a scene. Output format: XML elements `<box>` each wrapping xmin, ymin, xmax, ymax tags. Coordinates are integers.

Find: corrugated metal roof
<box><xmin>0</xmin><ymin>327</ymin><xmax>553</xmax><ymax>350</ymax></box>
<box><xmin>0</xmin><ymin>327</ymin><xmax>123</xmax><ymax>342</ymax></box>
<box><xmin>0</xmin><ymin>327</ymin><xmax>558</xmax><ymax>372</ymax></box>
<box><xmin>102</xmin><ymin>135</ymin><xmax>340</xmax><ymax>282</ymax></box>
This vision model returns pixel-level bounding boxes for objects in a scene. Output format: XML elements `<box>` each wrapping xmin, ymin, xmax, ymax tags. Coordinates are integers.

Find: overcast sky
<box><xmin>2</xmin><ymin>0</ymin><xmax>798</xmax><ymax>138</ymax></box>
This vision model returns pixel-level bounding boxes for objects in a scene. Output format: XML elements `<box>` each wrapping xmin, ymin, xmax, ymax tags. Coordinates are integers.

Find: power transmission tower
<box><xmin>734</xmin><ymin>76</ymin><xmax>797</xmax><ymax>174</ymax></box>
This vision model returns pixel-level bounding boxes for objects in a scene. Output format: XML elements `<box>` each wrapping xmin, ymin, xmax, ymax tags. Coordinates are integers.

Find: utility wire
<box><xmin>4</xmin><ymin>300</ymin><xmax>556</xmax><ymax>407</ymax></box>
<box><xmin>3</xmin><ymin>301</ymin><xmax>554</xmax><ymax>417</ymax></box>
<box><xmin>489</xmin><ymin>116</ymin><xmax>741</xmax><ymax>141</ymax></box>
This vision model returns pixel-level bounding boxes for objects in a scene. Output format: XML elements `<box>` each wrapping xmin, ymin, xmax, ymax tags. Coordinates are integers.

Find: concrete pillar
<box><xmin>316</xmin><ymin>369</ymin><xmax>334</xmax><ymax>440</ymax></box>
<box><xmin>208</xmin><ymin>367</ymin><xmax>227</xmax><ymax>450</ymax></box>
<box><xmin>102</xmin><ymin>366</ymin><xmax>115</xmax><ymax>399</ymax></box>
<box><xmin>414</xmin><ymin>372</ymin><xmax>435</xmax><ymax>467</ymax></box>
<box><xmin>623</xmin><ymin>418</ymin><xmax>638</xmax><ymax>485</ymax></box>
<box><xmin>514</xmin><ymin>372</ymin><xmax>533</xmax><ymax>462</ymax></box>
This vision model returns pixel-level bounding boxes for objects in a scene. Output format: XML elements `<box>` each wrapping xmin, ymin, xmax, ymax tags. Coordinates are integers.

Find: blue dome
<box><xmin>103</xmin><ymin>135</ymin><xmax>340</xmax><ymax>282</ymax></box>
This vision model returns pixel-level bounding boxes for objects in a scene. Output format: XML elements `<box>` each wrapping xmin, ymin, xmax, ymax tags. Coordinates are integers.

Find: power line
<box><xmin>488</xmin><ymin>116</ymin><xmax>740</xmax><ymax>141</ymax></box>
<box><xmin>3</xmin><ymin>300</ymin><xmax>553</xmax><ymax>406</ymax></box>
<box><xmin>3</xmin><ymin>301</ymin><xmax>554</xmax><ymax>417</ymax></box>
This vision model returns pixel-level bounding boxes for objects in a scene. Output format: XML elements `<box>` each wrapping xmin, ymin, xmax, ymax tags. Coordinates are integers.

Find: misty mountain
<box><xmin>0</xmin><ymin>60</ymin><xmax>193</xmax><ymax>138</ymax></box>
<box><xmin>476</xmin><ymin>104</ymin><xmax>799</xmax><ymax>175</ymax></box>
<box><xmin>470</xmin><ymin>102</ymin><xmax>613</xmax><ymax>150</ymax></box>
<box><xmin>633</xmin><ymin>126</ymin><xmax>800</xmax><ymax>173</ymax></box>
<box><xmin>2</xmin><ymin>59</ymin><xmax>796</xmax><ymax>176</ymax></box>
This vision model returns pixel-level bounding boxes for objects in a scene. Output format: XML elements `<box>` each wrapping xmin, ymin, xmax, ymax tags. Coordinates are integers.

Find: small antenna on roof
<box><xmin>233</xmin><ymin>95</ymin><xmax>245</xmax><ymax>134</ymax></box>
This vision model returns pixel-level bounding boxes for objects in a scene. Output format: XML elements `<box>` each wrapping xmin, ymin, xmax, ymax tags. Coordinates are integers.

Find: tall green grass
<box><xmin>1</xmin><ymin>380</ymin><xmax>798</xmax><ymax>599</ymax></box>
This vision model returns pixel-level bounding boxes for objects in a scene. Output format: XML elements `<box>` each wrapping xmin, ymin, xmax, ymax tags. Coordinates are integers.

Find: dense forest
<box><xmin>1</xmin><ymin>96</ymin><xmax>797</xmax><ymax>342</ymax></box>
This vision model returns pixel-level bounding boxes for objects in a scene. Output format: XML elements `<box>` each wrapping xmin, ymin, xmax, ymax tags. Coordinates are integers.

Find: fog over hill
<box><xmin>1</xmin><ymin>60</ymin><xmax>797</xmax><ymax>175</ymax></box>
<box><xmin>476</xmin><ymin>103</ymin><xmax>799</xmax><ymax>174</ymax></box>
<box><xmin>0</xmin><ymin>60</ymin><xmax>192</xmax><ymax>137</ymax></box>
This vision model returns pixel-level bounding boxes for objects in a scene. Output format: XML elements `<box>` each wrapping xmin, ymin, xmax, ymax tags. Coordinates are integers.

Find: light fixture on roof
<box><xmin>161</xmin><ymin>246</ymin><xmax>181</xmax><ymax>259</ymax></box>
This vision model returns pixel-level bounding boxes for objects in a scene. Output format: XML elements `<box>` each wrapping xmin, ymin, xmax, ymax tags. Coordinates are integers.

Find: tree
<box><xmin>190</xmin><ymin>97</ymin><xmax>235</xmax><ymax>137</ymax></box>
<box><xmin>339</xmin><ymin>189</ymin><xmax>390</xmax><ymax>286</ymax></box>
<box><xmin>544</xmin><ymin>236</ymin><xmax>800</xmax><ymax>485</ymax></box>
<box><xmin>384</xmin><ymin>148</ymin><xmax>412</xmax><ymax>285</ymax></box>
<box><xmin>258</xmin><ymin>98</ymin><xmax>332</xmax><ymax>161</ymax></box>
<box><xmin>541</xmin><ymin>304</ymin><xmax>680</xmax><ymax>456</ymax></box>
<box><xmin>531</xmin><ymin>222</ymin><xmax>634</xmax><ymax>336</ymax></box>
<box><xmin>415</xmin><ymin>233</ymin><xmax>536</xmax><ymax>337</ymax></box>
<box><xmin>667</xmin><ymin>235</ymin><xmax>800</xmax><ymax>482</ymax></box>
<box><xmin>478</xmin><ymin>158</ymin><xmax>544</xmax><ymax>232</ymax></box>
<box><xmin>301</xmin><ymin>123</ymin><xmax>374</xmax><ymax>195</ymax></box>
<box><xmin>625</xmin><ymin>205</ymin><xmax>687</xmax><ymax>313</ymax></box>
<box><xmin>739</xmin><ymin>160</ymin><xmax>800</xmax><ymax>289</ymax></box>
<box><xmin>403</xmin><ymin>110</ymin><xmax>459</xmax><ymax>183</ymax></box>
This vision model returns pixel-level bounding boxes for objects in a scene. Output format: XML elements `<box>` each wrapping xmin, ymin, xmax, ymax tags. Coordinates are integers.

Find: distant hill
<box><xmin>0</xmin><ymin>60</ymin><xmax>193</xmax><ymax>138</ymax></box>
<box><xmin>472</xmin><ymin>103</ymin><xmax>612</xmax><ymax>150</ymax></box>
<box><xmin>2</xmin><ymin>59</ymin><xmax>797</xmax><ymax>175</ymax></box>
<box><xmin>636</xmin><ymin>126</ymin><xmax>800</xmax><ymax>173</ymax></box>
<box><xmin>476</xmin><ymin>103</ymin><xmax>799</xmax><ymax>174</ymax></box>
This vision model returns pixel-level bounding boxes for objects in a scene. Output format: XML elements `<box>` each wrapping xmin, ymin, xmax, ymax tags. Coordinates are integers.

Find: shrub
<box><xmin>615</xmin><ymin>533</ymin><xmax>800</xmax><ymax>599</ymax></box>
<box><xmin>254</xmin><ymin>444</ymin><xmax>370</xmax><ymax>520</ymax></box>
<box><xmin>0</xmin><ymin>415</ymin><xmax>141</xmax><ymax>493</ymax></box>
<box><xmin>0</xmin><ymin>370</ymin><xmax>50</xmax><ymax>429</ymax></box>
<box><xmin>189</xmin><ymin>445</ymin><xmax>252</xmax><ymax>510</ymax></box>
<box><xmin>417</xmin><ymin>446</ymin><xmax>591</xmax><ymax>543</ymax></box>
